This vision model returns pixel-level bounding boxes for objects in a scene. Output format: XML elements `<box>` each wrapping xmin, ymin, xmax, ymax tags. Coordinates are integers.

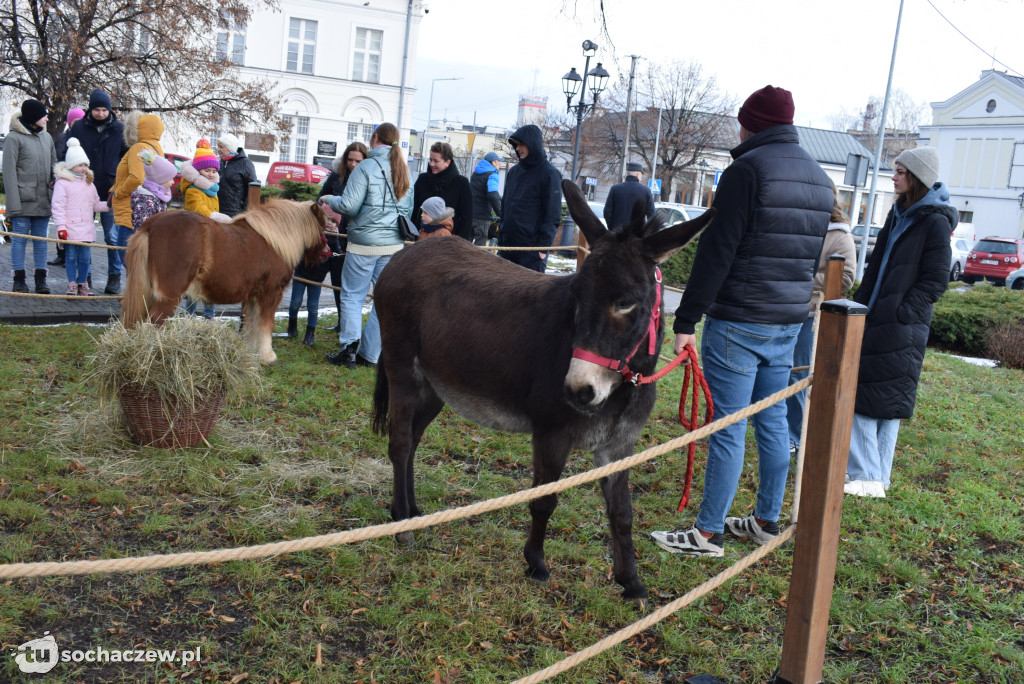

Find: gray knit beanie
<box><xmin>894</xmin><ymin>147</ymin><xmax>940</xmax><ymax>189</ymax></box>
<box><xmin>421</xmin><ymin>196</ymin><xmax>448</xmax><ymax>220</ymax></box>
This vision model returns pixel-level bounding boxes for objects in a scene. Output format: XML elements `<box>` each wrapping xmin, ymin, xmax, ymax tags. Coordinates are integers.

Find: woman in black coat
<box><xmin>314</xmin><ymin>142</ymin><xmax>368</xmax><ymax>332</ymax></box>
<box><xmin>846</xmin><ymin>147</ymin><xmax>955</xmax><ymax>498</ymax></box>
<box><xmin>412</xmin><ymin>141</ymin><xmax>473</xmax><ymax>241</ymax></box>
<box><xmin>216</xmin><ymin>133</ymin><xmax>258</xmax><ymax>217</ymax></box>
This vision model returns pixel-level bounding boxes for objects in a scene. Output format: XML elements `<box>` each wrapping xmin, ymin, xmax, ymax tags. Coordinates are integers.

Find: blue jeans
<box><xmin>339</xmin><ymin>251</ymin><xmax>394</xmax><ymax>363</ymax></box>
<box><xmin>10</xmin><ymin>216</ymin><xmax>50</xmax><ymax>270</ymax></box>
<box><xmin>785</xmin><ymin>316</ymin><xmax>815</xmax><ymax>449</ymax></box>
<box><xmin>184</xmin><ymin>297</ymin><xmax>216</xmax><ymax>319</ymax></box>
<box><xmin>848</xmin><ymin>413</ymin><xmax>901</xmax><ymax>488</ymax></box>
<box><xmin>99</xmin><ymin>211</ymin><xmax>118</xmax><ymax>274</ymax></box>
<box><xmin>113</xmin><ymin>223</ymin><xmax>132</xmax><ymax>273</ymax></box>
<box><xmin>695</xmin><ymin>317</ymin><xmax>801</xmax><ymax>534</ymax></box>
<box><xmin>65</xmin><ymin>244</ymin><xmax>92</xmax><ymax>284</ymax></box>
<box><xmin>289</xmin><ymin>277</ymin><xmax>322</xmax><ymax>328</ymax></box>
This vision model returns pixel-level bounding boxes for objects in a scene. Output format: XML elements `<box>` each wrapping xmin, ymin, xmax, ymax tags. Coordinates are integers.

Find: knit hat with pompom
<box><xmin>191</xmin><ymin>139</ymin><xmax>220</xmax><ymax>171</ymax></box>
<box><xmin>139</xmin><ymin>148</ymin><xmax>178</xmax><ymax>184</ymax></box>
<box><xmin>64</xmin><ymin>138</ymin><xmax>90</xmax><ymax>168</ymax></box>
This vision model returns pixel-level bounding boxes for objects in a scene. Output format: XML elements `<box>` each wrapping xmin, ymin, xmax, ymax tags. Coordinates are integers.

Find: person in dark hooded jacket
<box><xmin>470</xmin><ymin>151</ymin><xmax>503</xmax><ymax>245</ymax></box>
<box><xmin>498</xmin><ymin>124</ymin><xmax>563</xmax><ymax>272</ymax></box>
<box><xmin>412</xmin><ymin>141</ymin><xmax>473</xmax><ymax>241</ymax></box>
<box><xmin>216</xmin><ymin>132</ymin><xmax>258</xmax><ymax>217</ymax></box>
<box><xmin>68</xmin><ymin>89</ymin><xmax>127</xmax><ymax>287</ymax></box>
<box><xmin>845</xmin><ymin>147</ymin><xmax>955</xmax><ymax>498</ymax></box>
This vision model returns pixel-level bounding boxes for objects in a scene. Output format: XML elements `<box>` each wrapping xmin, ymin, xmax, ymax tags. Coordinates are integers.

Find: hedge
<box><xmin>929</xmin><ymin>282</ymin><xmax>1024</xmax><ymax>356</ymax></box>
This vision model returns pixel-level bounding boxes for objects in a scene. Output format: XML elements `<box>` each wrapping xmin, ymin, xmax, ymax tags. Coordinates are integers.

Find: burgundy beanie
<box><xmin>737</xmin><ymin>85</ymin><xmax>795</xmax><ymax>134</ymax></box>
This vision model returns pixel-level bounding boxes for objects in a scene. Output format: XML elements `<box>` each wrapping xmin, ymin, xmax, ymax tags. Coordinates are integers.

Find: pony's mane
<box><xmin>235</xmin><ymin>199</ymin><xmax>322</xmax><ymax>265</ymax></box>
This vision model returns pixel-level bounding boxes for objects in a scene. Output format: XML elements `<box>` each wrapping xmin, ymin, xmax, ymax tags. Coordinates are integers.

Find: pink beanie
<box><xmin>66</xmin><ymin>108</ymin><xmax>86</xmax><ymax>125</ymax></box>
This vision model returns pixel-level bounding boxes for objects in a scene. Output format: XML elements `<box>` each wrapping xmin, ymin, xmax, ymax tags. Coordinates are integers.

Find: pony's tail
<box><xmin>120</xmin><ymin>231</ymin><xmax>151</xmax><ymax>328</ymax></box>
<box><xmin>371</xmin><ymin>358</ymin><xmax>390</xmax><ymax>436</ymax></box>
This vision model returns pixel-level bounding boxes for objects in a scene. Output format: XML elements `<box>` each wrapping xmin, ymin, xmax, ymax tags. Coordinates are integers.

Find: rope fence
<box><xmin>0</xmin><ymin>376</ymin><xmax>809</xmax><ymax>580</ymax></box>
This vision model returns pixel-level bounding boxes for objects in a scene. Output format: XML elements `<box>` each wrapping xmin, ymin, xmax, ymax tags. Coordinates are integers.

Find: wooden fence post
<box><xmin>775</xmin><ymin>298</ymin><xmax>867</xmax><ymax>684</ymax></box>
<box><xmin>247</xmin><ymin>182</ymin><xmax>262</xmax><ymax>209</ymax></box>
<box><xmin>792</xmin><ymin>254</ymin><xmax>850</xmax><ymax>523</ymax></box>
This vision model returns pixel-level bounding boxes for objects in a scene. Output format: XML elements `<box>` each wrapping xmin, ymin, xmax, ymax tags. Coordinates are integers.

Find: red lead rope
<box><xmin>676</xmin><ymin>344</ymin><xmax>713</xmax><ymax>510</ymax></box>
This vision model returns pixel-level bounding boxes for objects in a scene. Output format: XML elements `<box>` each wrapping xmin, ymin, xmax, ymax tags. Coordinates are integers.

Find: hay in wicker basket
<box><xmin>89</xmin><ymin>315</ymin><xmax>263</xmax><ymax>447</ymax></box>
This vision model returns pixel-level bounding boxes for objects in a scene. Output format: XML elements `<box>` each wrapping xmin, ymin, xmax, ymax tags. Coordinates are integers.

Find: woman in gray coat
<box><xmin>3</xmin><ymin>100</ymin><xmax>56</xmax><ymax>293</ymax></box>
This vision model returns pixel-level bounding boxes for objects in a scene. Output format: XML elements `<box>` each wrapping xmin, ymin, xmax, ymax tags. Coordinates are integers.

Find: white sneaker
<box><xmin>650</xmin><ymin>527</ymin><xmax>724</xmax><ymax>557</ymax></box>
<box><xmin>843</xmin><ymin>480</ymin><xmax>886</xmax><ymax>498</ymax></box>
<box><xmin>724</xmin><ymin>515</ymin><xmax>780</xmax><ymax>545</ymax></box>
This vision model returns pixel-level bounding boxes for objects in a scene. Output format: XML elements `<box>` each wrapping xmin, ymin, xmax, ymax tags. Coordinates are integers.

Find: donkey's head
<box><xmin>562</xmin><ymin>180</ymin><xmax>714</xmax><ymax>413</ymax></box>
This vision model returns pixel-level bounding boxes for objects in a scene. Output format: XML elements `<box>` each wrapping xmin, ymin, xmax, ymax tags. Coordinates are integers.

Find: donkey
<box><xmin>371</xmin><ymin>180</ymin><xmax>713</xmax><ymax>600</ymax></box>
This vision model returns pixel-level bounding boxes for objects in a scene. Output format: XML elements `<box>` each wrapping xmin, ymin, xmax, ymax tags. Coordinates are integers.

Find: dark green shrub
<box><xmin>659</xmin><ymin>241</ymin><xmax>700</xmax><ymax>287</ymax></box>
<box><xmin>261</xmin><ymin>180</ymin><xmax>320</xmax><ymax>202</ymax></box>
<box><xmin>929</xmin><ymin>282</ymin><xmax>1024</xmax><ymax>356</ymax></box>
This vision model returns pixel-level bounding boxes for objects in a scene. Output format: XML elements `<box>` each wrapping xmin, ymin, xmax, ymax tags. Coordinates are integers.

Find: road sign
<box><xmin>585</xmin><ymin>177</ymin><xmax>598</xmax><ymax>186</ymax></box>
<box><xmin>648</xmin><ymin>179</ymin><xmax>661</xmax><ymax>193</ymax></box>
<box><xmin>713</xmin><ymin>170</ymin><xmax>723</xmax><ymax>189</ymax></box>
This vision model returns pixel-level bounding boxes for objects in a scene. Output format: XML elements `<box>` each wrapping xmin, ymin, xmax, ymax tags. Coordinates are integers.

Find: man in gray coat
<box><xmin>3</xmin><ymin>99</ymin><xmax>56</xmax><ymax>293</ymax></box>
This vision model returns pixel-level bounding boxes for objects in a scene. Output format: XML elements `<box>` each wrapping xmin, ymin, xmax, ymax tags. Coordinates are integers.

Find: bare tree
<box><xmin>829</xmin><ymin>89</ymin><xmax>927</xmax><ymax>165</ymax></box>
<box><xmin>0</xmin><ymin>0</ymin><xmax>283</xmax><ymax>139</ymax></box>
<box><xmin>584</xmin><ymin>59</ymin><xmax>736</xmax><ymax>201</ymax></box>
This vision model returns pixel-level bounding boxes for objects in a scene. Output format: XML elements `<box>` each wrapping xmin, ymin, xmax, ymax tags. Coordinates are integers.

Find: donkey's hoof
<box><xmin>525</xmin><ymin>566</ymin><xmax>550</xmax><ymax>584</ymax></box>
<box><xmin>395</xmin><ymin>531</ymin><xmax>415</xmax><ymax>546</ymax></box>
<box><xmin>628</xmin><ymin>596</ymin><xmax>648</xmax><ymax>611</ymax></box>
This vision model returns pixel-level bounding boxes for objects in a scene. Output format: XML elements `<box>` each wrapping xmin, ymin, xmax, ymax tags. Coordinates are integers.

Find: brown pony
<box><xmin>121</xmin><ymin>200</ymin><xmax>328</xmax><ymax>363</ymax></box>
<box><xmin>372</xmin><ymin>180</ymin><xmax>714</xmax><ymax>600</ymax></box>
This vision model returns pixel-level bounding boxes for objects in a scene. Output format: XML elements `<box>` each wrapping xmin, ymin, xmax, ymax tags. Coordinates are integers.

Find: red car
<box><xmin>963</xmin><ymin>237</ymin><xmax>1024</xmax><ymax>285</ymax></box>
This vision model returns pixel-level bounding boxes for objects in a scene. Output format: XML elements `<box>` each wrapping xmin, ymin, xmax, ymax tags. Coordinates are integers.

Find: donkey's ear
<box><xmin>642</xmin><ymin>208</ymin><xmax>715</xmax><ymax>264</ymax></box>
<box><xmin>562</xmin><ymin>179</ymin><xmax>607</xmax><ymax>245</ymax></box>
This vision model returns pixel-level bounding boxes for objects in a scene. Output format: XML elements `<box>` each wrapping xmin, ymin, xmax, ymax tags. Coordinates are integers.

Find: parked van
<box><xmin>265</xmin><ymin>161</ymin><xmax>330</xmax><ymax>187</ymax></box>
<box><xmin>952</xmin><ymin>222</ymin><xmax>975</xmax><ymax>245</ymax></box>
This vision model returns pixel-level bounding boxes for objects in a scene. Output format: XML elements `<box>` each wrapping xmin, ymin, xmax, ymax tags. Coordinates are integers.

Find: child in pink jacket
<box><xmin>51</xmin><ymin>138</ymin><xmax>109</xmax><ymax>295</ymax></box>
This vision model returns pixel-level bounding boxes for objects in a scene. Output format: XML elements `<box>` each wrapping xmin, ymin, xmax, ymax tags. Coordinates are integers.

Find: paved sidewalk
<box><xmin>0</xmin><ymin>230</ymin><xmax>307</xmax><ymax>325</ymax></box>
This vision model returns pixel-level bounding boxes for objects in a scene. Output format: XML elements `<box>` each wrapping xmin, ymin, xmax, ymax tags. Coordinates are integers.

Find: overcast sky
<box><xmin>412</xmin><ymin>0</ymin><xmax>1024</xmax><ymax>133</ymax></box>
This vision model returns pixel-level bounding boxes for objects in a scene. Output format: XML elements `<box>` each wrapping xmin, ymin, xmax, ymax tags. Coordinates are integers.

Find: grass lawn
<box><xmin>0</xmin><ymin>313</ymin><xmax>1022</xmax><ymax>682</ymax></box>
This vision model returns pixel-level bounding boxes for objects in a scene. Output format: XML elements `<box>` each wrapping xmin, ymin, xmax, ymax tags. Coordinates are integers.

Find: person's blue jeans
<box><xmin>289</xmin><ymin>277</ymin><xmax>322</xmax><ymax>328</ymax></box>
<box><xmin>695</xmin><ymin>316</ymin><xmax>802</xmax><ymax>534</ymax></box>
<box><xmin>99</xmin><ymin>211</ymin><xmax>118</xmax><ymax>274</ymax></box>
<box><xmin>10</xmin><ymin>216</ymin><xmax>50</xmax><ymax>270</ymax></box>
<box><xmin>785</xmin><ymin>316</ymin><xmax>816</xmax><ymax>449</ymax></box>
<box><xmin>113</xmin><ymin>223</ymin><xmax>133</xmax><ymax>273</ymax></box>
<box><xmin>848</xmin><ymin>413</ymin><xmax>901</xmax><ymax>489</ymax></box>
<box><xmin>338</xmin><ymin>251</ymin><xmax>394</xmax><ymax>363</ymax></box>
<box><xmin>184</xmin><ymin>297</ymin><xmax>216</xmax><ymax>319</ymax></box>
<box><xmin>65</xmin><ymin>244</ymin><xmax>92</xmax><ymax>284</ymax></box>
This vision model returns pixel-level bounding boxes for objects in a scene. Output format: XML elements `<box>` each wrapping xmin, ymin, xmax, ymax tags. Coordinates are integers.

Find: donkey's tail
<box><xmin>120</xmin><ymin>231</ymin><xmax>151</xmax><ymax>328</ymax></box>
<box><xmin>371</xmin><ymin>358</ymin><xmax>390</xmax><ymax>436</ymax></box>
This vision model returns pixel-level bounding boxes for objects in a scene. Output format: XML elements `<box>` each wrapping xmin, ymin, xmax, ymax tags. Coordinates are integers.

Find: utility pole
<box><xmin>620</xmin><ymin>55</ymin><xmax>640</xmax><ymax>181</ymax></box>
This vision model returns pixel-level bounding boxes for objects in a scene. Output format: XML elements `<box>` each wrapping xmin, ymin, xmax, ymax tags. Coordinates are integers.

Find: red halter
<box><xmin>570</xmin><ymin>268</ymin><xmax>665</xmax><ymax>386</ymax></box>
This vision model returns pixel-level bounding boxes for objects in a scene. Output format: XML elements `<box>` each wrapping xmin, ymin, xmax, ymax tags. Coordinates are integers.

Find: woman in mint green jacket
<box><xmin>320</xmin><ymin>122</ymin><xmax>412</xmax><ymax>369</ymax></box>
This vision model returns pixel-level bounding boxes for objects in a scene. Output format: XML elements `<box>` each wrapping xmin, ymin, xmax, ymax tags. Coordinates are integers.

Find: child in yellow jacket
<box><xmin>180</xmin><ymin>139</ymin><xmax>230</xmax><ymax>222</ymax></box>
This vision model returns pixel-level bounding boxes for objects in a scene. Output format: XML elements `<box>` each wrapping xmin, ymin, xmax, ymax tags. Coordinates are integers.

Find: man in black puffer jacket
<box><xmin>498</xmin><ymin>124</ymin><xmax>562</xmax><ymax>272</ymax></box>
<box><xmin>651</xmin><ymin>86</ymin><xmax>833</xmax><ymax>559</ymax></box>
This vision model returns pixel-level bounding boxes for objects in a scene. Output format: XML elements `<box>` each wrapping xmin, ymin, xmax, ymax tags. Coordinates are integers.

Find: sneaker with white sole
<box><xmin>724</xmin><ymin>515</ymin><xmax>780</xmax><ymax>546</ymax></box>
<box><xmin>650</xmin><ymin>527</ymin><xmax>724</xmax><ymax>557</ymax></box>
<box><xmin>844</xmin><ymin>480</ymin><xmax>886</xmax><ymax>498</ymax></box>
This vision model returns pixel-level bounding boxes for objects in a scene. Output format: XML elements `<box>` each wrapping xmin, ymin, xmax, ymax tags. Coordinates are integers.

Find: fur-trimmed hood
<box><xmin>331</xmin><ymin>154</ymin><xmax>345</xmax><ymax>174</ymax></box>
<box><xmin>8</xmin><ymin>109</ymin><xmax>34</xmax><ymax>136</ymax></box>
<box><xmin>180</xmin><ymin>159</ymin><xmax>218</xmax><ymax>189</ymax></box>
<box><xmin>122</xmin><ymin>110</ymin><xmax>165</xmax><ymax>147</ymax></box>
<box><xmin>54</xmin><ymin>161</ymin><xmax>95</xmax><ymax>183</ymax></box>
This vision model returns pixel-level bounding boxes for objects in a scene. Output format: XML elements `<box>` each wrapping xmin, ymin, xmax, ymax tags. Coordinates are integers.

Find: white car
<box><xmin>1006</xmin><ymin>266</ymin><xmax>1024</xmax><ymax>290</ymax></box>
<box><xmin>654</xmin><ymin>202</ymin><xmax>694</xmax><ymax>227</ymax></box>
<box><xmin>950</xmin><ymin>236</ymin><xmax>972</xmax><ymax>281</ymax></box>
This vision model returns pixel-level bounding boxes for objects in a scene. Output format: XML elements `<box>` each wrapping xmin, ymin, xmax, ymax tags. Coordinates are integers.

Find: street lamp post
<box><xmin>421</xmin><ymin>77</ymin><xmax>462</xmax><ymax>173</ymax></box>
<box><xmin>562</xmin><ymin>40</ymin><xmax>609</xmax><ymax>184</ymax></box>
<box><xmin>695</xmin><ymin>159</ymin><xmax>711</xmax><ymax>207</ymax></box>
<box><xmin>560</xmin><ymin>40</ymin><xmax>609</xmax><ymax>253</ymax></box>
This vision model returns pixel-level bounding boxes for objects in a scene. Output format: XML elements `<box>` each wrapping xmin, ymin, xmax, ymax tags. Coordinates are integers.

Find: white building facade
<box><xmin>177</xmin><ymin>0</ymin><xmax>424</xmax><ymax>180</ymax></box>
<box><xmin>920</xmin><ymin>70</ymin><xmax>1024</xmax><ymax>240</ymax></box>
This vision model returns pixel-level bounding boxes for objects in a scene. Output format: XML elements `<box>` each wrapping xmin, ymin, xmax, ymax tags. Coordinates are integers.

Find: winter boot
<box><xmin>34</xmin><ymin>269</ymin><xmax>51</xmax><ymax>294</ymax></box>
<box><xmin>103</xmin><ymin>274</ymin><xmax>121</xmax><ymax>295</ymax></box>
<box><xmin>302</xmin><ymin>325</ymin><xmax>315</xmax><ymax>347</ymax></box>
<box><xmin>12</xmin><ymin>270</ymin><xmax>29</xmax><ymax>293</ymax></box>
<box><xmin>325</xmin><ymin>341</ymin><xmax>358</xmax><ymax>369</ymax></box>
<box><xmin>287</xmin><ymin>315</ymin><xmax>298</xmax><ymax>338</ymax></box>
<box><xmin>48</xmin><ymin>245</ymin><xmax>66</xmax><ymax>267</ymax></box>
<box><xmin>87</xmin><ymin>274</ymin><xmax>92</xmax><ymax>289</ymax></box>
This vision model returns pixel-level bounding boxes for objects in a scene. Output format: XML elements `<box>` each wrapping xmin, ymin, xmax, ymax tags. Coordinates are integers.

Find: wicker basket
<box><xmin>117</xmin><ymin>384</ymin><xmax>226</xmax><ymax>448</ymax></box>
